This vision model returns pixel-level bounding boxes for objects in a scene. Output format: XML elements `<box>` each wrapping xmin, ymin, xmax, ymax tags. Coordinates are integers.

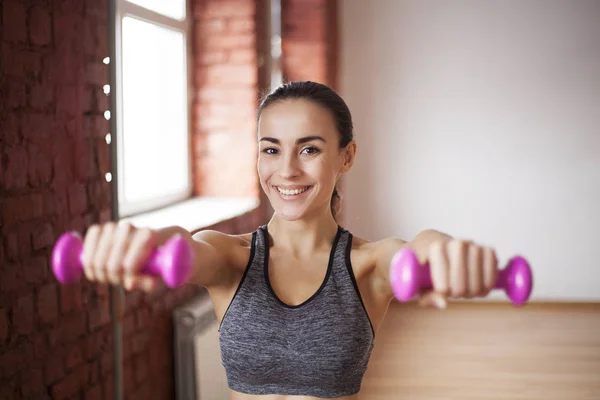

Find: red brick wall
<box><xmin>1</xmin><ymin>0</ymin><xmax>113</xmax><ymax>399</ymax></box>
<box><xmin>191</xmin><ymin>0</ymin><xmax>267</xmax><ymax>200</ymax></box>
<box><xmin>281</xmin><ymin>0</ymin><xmax>338</xmax><ymax>89</ymax></box>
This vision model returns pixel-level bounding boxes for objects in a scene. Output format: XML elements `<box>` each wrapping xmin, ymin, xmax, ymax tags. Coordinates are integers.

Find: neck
<box><xmin>266</xmin><ymin>208</ymin><xmax>339</xmax><ymax>256</ymax></box>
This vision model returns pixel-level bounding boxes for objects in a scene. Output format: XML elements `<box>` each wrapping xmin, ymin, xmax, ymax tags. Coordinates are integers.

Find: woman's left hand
<box><xmin>420</xmin><ymin>239</ymin><xmax>498</xmax><ymax>309</ymax></box>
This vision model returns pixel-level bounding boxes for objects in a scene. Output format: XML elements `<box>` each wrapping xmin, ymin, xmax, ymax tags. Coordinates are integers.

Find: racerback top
<box><xmin>218</xmin><ymin>224</ymin><xmax>375</xmax><ymax>398</ymax></box>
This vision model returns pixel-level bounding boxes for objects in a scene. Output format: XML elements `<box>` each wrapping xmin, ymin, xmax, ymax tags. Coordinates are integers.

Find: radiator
<box><xmin>173</xmin><ymin>291</ymin><xmax>230</xmax><ymax>400</ymax></box>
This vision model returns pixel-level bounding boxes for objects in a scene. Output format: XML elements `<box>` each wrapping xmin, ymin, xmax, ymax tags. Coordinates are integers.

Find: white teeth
<box><xmin>277</xmin><ymin>186</ymin><xmax>309</xmax><ymax>196</ymax></box>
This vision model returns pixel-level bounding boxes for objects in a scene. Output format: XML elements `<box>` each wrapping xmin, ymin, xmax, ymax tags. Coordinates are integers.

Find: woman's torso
<box><xmin>205</xmin><ymin>226</ymin><xmax>393</xmax><ymax>400</ymax></box>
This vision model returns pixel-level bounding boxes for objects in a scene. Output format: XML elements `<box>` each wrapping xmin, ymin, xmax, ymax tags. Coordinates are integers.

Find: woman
<box><xmin>82</xmin><ymin>81</ymin><xmax>498</xmax><ymax>399</ymax></box>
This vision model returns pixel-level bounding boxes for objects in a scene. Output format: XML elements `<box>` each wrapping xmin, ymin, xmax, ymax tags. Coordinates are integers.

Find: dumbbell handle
<box><xmin>390</xmin><ymin>247</ymin><xmax>533</xmax><ymax>305</ymax></box>
<box><xmin>51</xmin><ymin>232</ymin><xmax>193</xmax><ymax>288</ymax></box>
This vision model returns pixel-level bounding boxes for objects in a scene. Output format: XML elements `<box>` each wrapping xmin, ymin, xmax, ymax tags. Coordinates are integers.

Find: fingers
<box><xmin>447</xmin><ymin>240</ymin><xmax>467</xmax><ymax>298</ymax></box>
<box><xmin>467</xmin><ymin>244</ymin><xmax>483</xmax><ymax>298</ymax></box>
<box><xmin>123</xmin><ymin>228</ymin><xmax>157</xmax><ymax>292</ymax></box>
<box><xmin>92</xmin><ymin>222</ymin><xmax>117</xmax><ymax>283</ymax></box>
<box><xmin>424</xmin><ymin>238</ymin><xmax>499</xmax><ymax>308</ymax></box>
<box><xmin>82</xmin><ymin>225</ymin><xmax>101</xmax><ymax>281</ymax></box>
<box><xmin>106</xmin><ymin>222</ymin><xmax>133</xmax><ymax>285</ymax></box>
<box><xmin>418</xmin><ymin>291</ymin><xmax>447</xmax><ymax>309</ymax></box>
<box><xmin>482</xmin><ymin>246</ymin><xmax>498</xmax><ymax>295</ymax></box>
<box><xmin>79</xmin><ymin>222</ymin><xmax>158</xmax><ymax>292</ymax></box>
<box><xmin>428</xmin><ymin>240</ymin><xmax>449</xmax><ymax>296</ymax></box>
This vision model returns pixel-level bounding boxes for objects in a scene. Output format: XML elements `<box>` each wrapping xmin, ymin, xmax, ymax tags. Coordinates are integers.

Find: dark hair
<box><xmin>257</xmin><ymin>81</ymin><xmax>354</xmax><ymax>219</ymax></box>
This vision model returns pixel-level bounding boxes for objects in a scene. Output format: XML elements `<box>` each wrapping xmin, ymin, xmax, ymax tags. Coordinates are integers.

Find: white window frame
<box><xmin>114</xmin><ymin>0</ymin><xmax>193</xmax><ymax>218</ymax></box>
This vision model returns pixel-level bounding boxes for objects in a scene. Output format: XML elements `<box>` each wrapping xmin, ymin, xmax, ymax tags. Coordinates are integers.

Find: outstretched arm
<box><xmin>374</xmin><ymin>229</ymin><xmax>498</xmax><ymax>308</ymax></box>
<box><xmin>78</xmin><ymin>221</ymin><xmax>239</xmax><ymax>292</ymax></box>
<box><xmin>154</xmin><ymin>225</ymin><xmax>240</xmax><ymax>288</ymax></box>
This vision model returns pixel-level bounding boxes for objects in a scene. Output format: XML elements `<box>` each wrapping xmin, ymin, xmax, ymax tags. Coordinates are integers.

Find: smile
<box><xmin>275</xmin><ymin>186</ymin><xmax>312</xmax><ymax>196</ymax></box>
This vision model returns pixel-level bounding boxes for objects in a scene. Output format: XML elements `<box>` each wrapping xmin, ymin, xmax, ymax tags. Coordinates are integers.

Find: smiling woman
<box><xmin>63</xmin><ymin>80</ymin><xmax>522</xmax><ymax>400</ymax></box>
<box><xmin>256</xmin><ymin>81</ymin><xmax>356</xmax><ymax>222</ymax></box>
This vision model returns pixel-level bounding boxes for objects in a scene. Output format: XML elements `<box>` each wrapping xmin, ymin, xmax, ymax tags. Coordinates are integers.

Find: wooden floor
<box><xmin>359</xmin><ymin>302</ymin><xmax>600</xmax><ymax>400</ymax></box>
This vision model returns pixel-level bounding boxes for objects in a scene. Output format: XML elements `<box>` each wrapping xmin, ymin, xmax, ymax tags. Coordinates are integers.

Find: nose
<box><xmin>279</xmin><ymin>154</ymin><xmax>301</xmax><ymax>179</ymax></box>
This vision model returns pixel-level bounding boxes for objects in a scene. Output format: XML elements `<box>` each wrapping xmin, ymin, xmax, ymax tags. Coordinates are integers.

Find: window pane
<box><xmin>121</xmin><ymin>16</ymin><xmax>189</xmax><ymax>205</ymax></box>
<box><xmin>126</xmin><ymin>0</ymin><xmax>185</xmax><ymax>20</ymax></box>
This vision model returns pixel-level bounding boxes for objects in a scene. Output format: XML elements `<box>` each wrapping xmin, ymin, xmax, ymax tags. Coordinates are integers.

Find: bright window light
<box><xmin>126</xmin><ymin>0</ymin><xmax>186</xmax><ymax>20</ymax></box>
<box><xmin>120</xmin><ymin>16</ymin><xmax>189</xmax><ymax>207</ymax></box>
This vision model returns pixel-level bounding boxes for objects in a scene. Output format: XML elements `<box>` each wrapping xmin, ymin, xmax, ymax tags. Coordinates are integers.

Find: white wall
<box><xmin>340</xmin><ymin>0</ymin><xmax>600</xmax><ymax>301</ymax></box>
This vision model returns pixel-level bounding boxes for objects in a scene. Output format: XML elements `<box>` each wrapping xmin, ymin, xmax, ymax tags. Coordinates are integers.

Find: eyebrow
<box><xmin>259</xmin><ymin>135</ymin><xmax>327</xmax><ymax>145</ymax></box>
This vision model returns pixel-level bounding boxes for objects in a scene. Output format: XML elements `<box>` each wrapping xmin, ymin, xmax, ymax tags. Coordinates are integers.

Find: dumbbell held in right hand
<box><xmin>51</xmin><ymin>231</ymin><xmax>194</xmax><ymax>288</ymax></box>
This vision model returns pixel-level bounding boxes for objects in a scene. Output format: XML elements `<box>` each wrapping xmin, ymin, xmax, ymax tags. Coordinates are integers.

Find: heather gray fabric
<box><xmin>218</xmin><ymin>225</ymin><xmax>375</xmax><ymax>398</ymax></box>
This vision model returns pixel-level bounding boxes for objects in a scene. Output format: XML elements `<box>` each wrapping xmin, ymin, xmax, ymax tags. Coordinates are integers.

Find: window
<box><xmin>270</xmin><ymin>0</ymin><xmax>283</xmax><ymax>90</ymax></box>
<box><xmin>115</xmin><ymin>0</ymin><xmax>191</xmax><ymax>217</ymax></box>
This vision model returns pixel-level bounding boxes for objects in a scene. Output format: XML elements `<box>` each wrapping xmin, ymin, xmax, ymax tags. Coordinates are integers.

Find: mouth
<box><xmin>274</xmin><ymin>185</ymin><xmax>313</xmax><ymax>198</ymax></box>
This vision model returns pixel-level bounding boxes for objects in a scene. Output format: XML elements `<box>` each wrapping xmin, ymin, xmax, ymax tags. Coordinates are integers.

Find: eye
<box><xmin>301</xmin><ymin>146</ymin><xmax>320</xmax><ymax>155</ymax></box>
<box><xmin>261</xmin><ymin>147</ymin><xmax>278</xmax><ymax>155</ymax></box>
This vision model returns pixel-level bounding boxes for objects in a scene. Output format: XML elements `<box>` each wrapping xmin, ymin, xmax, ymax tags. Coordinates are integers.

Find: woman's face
<box><xmin>257</xmin><ymin>99</ymin><xmax>355</xmax><ymax>221</ymax></box>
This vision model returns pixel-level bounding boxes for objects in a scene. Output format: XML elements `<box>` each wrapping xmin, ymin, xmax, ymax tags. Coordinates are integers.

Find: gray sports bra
<box><xmin>218</xmin><ymin>225</ymin><xmax>375</xmax><ymax>397</ymax></box>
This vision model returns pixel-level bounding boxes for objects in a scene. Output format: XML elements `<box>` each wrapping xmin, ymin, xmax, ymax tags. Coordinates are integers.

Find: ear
<box><xmin>340</xmin><ymin>140</ymin><xmax>357</xmax><ymax>173</ymax></box>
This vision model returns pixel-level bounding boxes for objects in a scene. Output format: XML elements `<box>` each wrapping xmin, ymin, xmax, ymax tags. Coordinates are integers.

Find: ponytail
<box><xmin>331</xmin><ymin>187</ymin><xmax>342</xmax><ymax>221</ymax></box>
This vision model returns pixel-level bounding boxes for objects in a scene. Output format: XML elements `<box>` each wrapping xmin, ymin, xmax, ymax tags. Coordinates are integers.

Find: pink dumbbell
<box><xmin>51</xmin><ymin>232</ymin><xmax>194</xmax><ymax>288</ymax></box>
<box><xmin>389</xmin><ymin>247</ymin><xmax>533</xmax><ymax>305</ymax></box>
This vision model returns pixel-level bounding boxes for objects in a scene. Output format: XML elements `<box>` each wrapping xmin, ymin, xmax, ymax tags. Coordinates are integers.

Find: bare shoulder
<box><xmin>346</xmin><ymin>234</ymin><xmax>375</xmax><ymax>274</ymax></box>
<box><xmin>192</xmin><ymin>229</ymin><xmax>255</xmax><ymax>271</ymax></box>
<box><xmin>350</xmin><ymin>235</ymin><xmax>407</xmax><ymax>258</ymax></box>
<box><xmin>372</xmin><ymin>236</ymin><xmax>408</xmax><ymax>255</ymax></box>
<box><xmin>347</xmin><ymin>234</ymin><xmax>408</xmax><ymax>277</ymax></box>
<box><xmin>192</xmin><ymin>229</ymin><xmax>253</xmax><ymax>247</ymax></box>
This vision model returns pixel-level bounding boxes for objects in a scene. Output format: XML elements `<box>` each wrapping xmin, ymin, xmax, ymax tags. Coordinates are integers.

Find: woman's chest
<box><xmin>219</xmin><ymin>298</ymin><xmax>374</xmax><ymax>384</ymax></box>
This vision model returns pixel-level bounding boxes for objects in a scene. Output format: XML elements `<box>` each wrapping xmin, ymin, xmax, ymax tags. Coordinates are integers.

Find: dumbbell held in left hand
<box><xmin>389</xmin><ymin>247</ymin><xmax>533</xmax><ymax>305</ymax></box>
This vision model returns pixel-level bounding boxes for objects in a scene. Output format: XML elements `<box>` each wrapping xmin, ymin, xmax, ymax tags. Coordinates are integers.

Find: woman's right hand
<box><xmin>80</xmin><ymin>221</ymin><xmax>159</xmax><ymax>292</ymax></box>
